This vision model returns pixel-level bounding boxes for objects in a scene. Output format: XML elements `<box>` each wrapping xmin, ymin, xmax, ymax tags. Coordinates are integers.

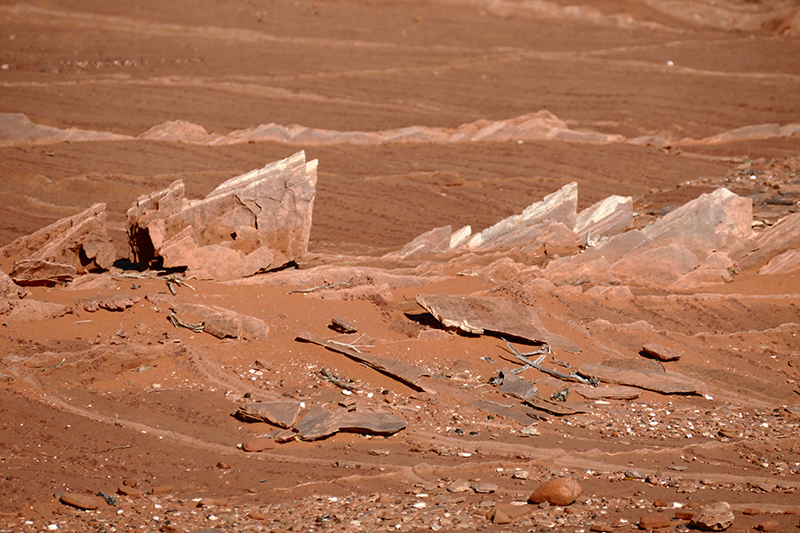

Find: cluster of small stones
<box><xmin>573</xmin><ymin>403</ymin><xmax>799</xmax><ymax>445</ymax></box>
<box><xmin>15</xmin><ymin>487</ymin><xmax>800</xmax><ymax>533</ymax></box>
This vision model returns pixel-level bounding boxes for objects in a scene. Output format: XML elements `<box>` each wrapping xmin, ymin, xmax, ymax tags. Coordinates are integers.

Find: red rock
<box><xmin>0</xmin><ymin>298</ymin><xmax>73</xmax><ymax>321</ymax></box>
<box><xmin>151</xmin><ymin>485</ymin><xmax>173</xmax><ymax>495</ymax></box>
<box><xmin>590</xmin><ymin>524</ymin><xmax>615</xmax><ymax>532</ymax></box>
<box><xmin>122</xmin><ymin>479</ymin><xmax>137</xmax><ymax>487</ymax></box>
<box><xmin>235</xmin><ymin>401</ymin><xmax>303</xmax><ymax>429</ymax></box>
<box><xmin>528</xmin><ymin>477</ymin><xmax>582</xmax><ymax>506</ymax></box>
<box><xmin>216</xmin><ymin>461</ymin><xmax>231</xmax><ymax>469</ymax></box>
<box><xmin>641</xmin><ymin>344</ymin><xmax>683</xmax><ymax>362</ymax></box>
<box><xmin>59</xmin><ymin>492</ymin><xmax>104</xmax><ymax>510</ymax></box>
<box><xmin>117</xmin><ymin>484</ymin><xmax>144</xmax><ymax>497</ymax></box>
<box><xmin>743</xmin><ymin>508</ymin><xmax>761</xmax><ymax>516</ymax></box>
<box><xmin>754</xmin><ymin>521</ymin><xmax>780</xmax><ymax>532</ymax></box>
<box><xmin>249</xmin><ymin>512</ymin><xmax>267</xmax><ymax>520</ymax></box>
<box><xmin>242</xmin><ymin>437</ymin><xmax>276</xmax><ymax>452</ymax></box>
<box><xmin>579</xmin><ymin>363</ymin><xmax>705</xmax><ymax>394</ymax></box>
<box><xmin>675</xmin><ymin>510</ymin><xmax>696</xmax><ymax>520</ymax></box>
<box><xmin>639</xmin><ymin>512</ymin><xmax>671</xmax><ymax>530</ymax></box>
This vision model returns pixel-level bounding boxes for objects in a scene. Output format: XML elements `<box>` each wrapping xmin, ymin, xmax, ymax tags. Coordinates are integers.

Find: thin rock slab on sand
<box><xmin>293</xmin><ymin>405</ymin><xmax>406</xmax><ymax>441</ymax></box>
<box><xmin>415</xmin><ymin>293</ymin><xmax>581</xmax><ymax>353</ymax></box>
<box><xmin>234</xmin><ymin>401</ymin><xmax>304</xmax><ymax>429</ymax></box>
<box><xmin>579</xmin><ymin>363</ymin><xmax>705</xmax><ymax>394</ymax></box>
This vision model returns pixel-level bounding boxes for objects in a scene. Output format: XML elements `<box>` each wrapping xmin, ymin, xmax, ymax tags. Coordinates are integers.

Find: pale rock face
<box><xmin>0</xmin><ymin>203</ymin><xmax>116</xmax><ymax>284</ymax></box>
<box><xmin>467</xmin><ymin>182</ymin><xmax>578</xmax><ymax>250</ymax></box>
<box><xmin>126</xmin><ymin>151</ymin><xmax>317</xmax><ymax>280</ymax></box>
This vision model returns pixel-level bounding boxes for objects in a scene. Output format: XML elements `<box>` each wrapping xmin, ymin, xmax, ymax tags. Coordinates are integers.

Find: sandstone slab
<box><xmin>498</xmin><ymin>368</ymin><xmax>539</xmax><ymax>400</ymax></box>
<box><xmin>172</xmin><ymin>303</ymin><xmax>269</xmax><ymax>340</ymax></box>
<box><xmin>580</xmin><ymin>363</ymin><xmax>705</xmax><ymax>394</ymax></box>
<box><xmin>641</xmin><ymin>343</ymin><xmax>683</xmax><ymax>362</ymax></box>
<box><xmin>127</xmin><ymin>151</ymin><xmax>317</xmax><ymax>280</ymax></box>
<box><xmin>59</xmin><ymin>492</ymin><xmax>104</xmax><ymax>510</ymax></box>
<box><xmin>294</xmin><ymin>406</ymin><xmax>406</xmax><ymax>441</ymax></box>
<box><xmin>1</xmin><ymin>203</ymin><xmax>116</xmax><ymax>281</ymax></box>
<box><xmin>234</xmin><ymin>401</ymin><xmax>304</xmax><ymax>429</ymax></box>
<box><xmin>639</xmin><ymin>512</ymin><xmax>671</xmax><ymax>530</ymax></box>
<box><xmin>10</xmin><ymin>259</ymin><xmax>77</xmax><ymax>286</ymax></box>
<box><xmin>242</xmin><ymin>437</ymin><xmax>275</xmax><ymax>452</ymax></box>
<box><xmin>467</xmin><ymin>182</ymin><xmax>577</xmax><ymax>250</ymax></box>
<box><xmin>415</xmin><ymin>293</ymin><xmax>581</xmax><ymax>353</ymax></box>
<box><xmin>574</xmin><ymin>385</ymin><xmax>641</xmax><ymax>400</ymax></box>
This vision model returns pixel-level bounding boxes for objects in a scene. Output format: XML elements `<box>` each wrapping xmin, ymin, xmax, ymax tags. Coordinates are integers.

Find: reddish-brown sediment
<box><xmin>1</xmin><ymin>0</ymin><xmax>799</xmax><ymax>531</ymax></box>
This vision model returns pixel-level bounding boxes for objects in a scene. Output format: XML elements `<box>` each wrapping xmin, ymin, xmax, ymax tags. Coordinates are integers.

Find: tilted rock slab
<box><xmin>127</xmin><ymin>151</ymin><xmax>317</xmax><ymax>280</ymax></box>
<box><xmin>172</xmin><ymin>303</ymin><xmax>269</xmax><ymax>340</ymax></box>
<box><xmin>546</xmin><ymin>188</ymin><xmax>756</xmax><ymax>287</ymax></box>
<box><xmin>416</xmin><ymin>293</ymin><xmax>581</xmax><ymax>353</ymax></box>
<box><xmin>467</xmin><ymin>182</ymin><xmax>577</xmax><ymax>251</ymax></box>
<box><xmin>0</xmin><ymin>203</ymin><xmax>116</xmax><ymax>285</ymax></box>
<box><xmin>580</xmin><ymin>363</ymin><xmax>706</xmax><ymax>394</ymax></box>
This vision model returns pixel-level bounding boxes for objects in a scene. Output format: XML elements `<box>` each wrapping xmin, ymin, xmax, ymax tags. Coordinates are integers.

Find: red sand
<box><xmin>1</xmin><ymin>0</ymin><xmax>799</xmax><ymax>531</ymax></box>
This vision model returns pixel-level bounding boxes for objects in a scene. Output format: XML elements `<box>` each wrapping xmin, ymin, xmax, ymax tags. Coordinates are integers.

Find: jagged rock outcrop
<box><xmin>126</xmin><ymin>151</ymin><xmax>317</xmax><ymax>280</ymax></box>
<box><xmin>0</xmin><ymin>203</ymin><xmax>116</xmax><ymax>285</ymax></box>
<box><xmin>545</xmin><ymin>188</ymin><xmax>756</xmax><ymax>287</ymax></box>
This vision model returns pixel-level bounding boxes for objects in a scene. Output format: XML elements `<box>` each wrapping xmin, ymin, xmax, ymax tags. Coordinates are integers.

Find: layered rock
<box><xmin>0</xmin><ymin>203</ymin><xmax>116</xmax><ymax>285</ymax></box>
<box><xmin>545</xmin><ymin>188</ymin><xmax>757</xmax><ymax>287</ymax></box>
<box><xmin>127</xmin><ymin>151</ymin><xmax>317</xmax><ymax>280</ymax></box>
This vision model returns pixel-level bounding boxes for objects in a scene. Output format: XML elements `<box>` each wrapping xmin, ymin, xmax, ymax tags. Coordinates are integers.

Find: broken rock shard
<box><xmin>415</xmin><ymin>293</ymin><xmax>581</xmax><ymax>353</ymax></box>
<box><xmin>467</xmin><ymin>182</ymin><xmax>578</xmax><ymax>251</ymax></box>
<box><xmin>0</xmin><ymin>203</ymin><xmax>116</xmax><ymax>284</ymax></box>
<box><xmin>126</xmin><ymin>151</ymin><xmax>317</xmax><ymax>280</ymax></box>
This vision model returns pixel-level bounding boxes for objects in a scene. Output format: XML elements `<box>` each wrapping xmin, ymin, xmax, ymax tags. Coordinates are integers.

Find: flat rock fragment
<box><xmin>78</xmin><ymin>294</ymin><xmax>140</xmax><ymax>312</ymax></box>
<box><xmin>172</xmin><ymin>303</ymin><xmax>269</xmax><ymax>340</ymax></box>
<box><xmin>574</xmin><ymin>385</ymin><xmax>641</xmax><ymax>400</ymax></box>
<box><xmin>59</xmin><ymin>492</ymin><xmax>104</xmax><ymax>510</ymax></box>
<box><xmin>234</xmin><ymin>401</ymin><xmax>303</xmax><ymax>429</ymax></box>
<box><xmin>639</xmin><ymin>512</ymin><xmax>671</xmax><ymax>531</ymax></box>
<box><xmin>498</xmin><ymin>368</ymin><xmax>538</xmax><ymax>399</ymax></box>
<box><xmin>294</xmin><ymin>406</ymin><xmax>406</xmax><ymax>441</ymax></box>
<box><xmin>641</xmin><ymin>343</ymin><xmax>683</xmax><ymax>362</ymax></box>
<box><xmin>242</xmin><ymin>437</ymin><xmax>275</xmax><ymax>452</ymax></box>
<box><xmin>580</xmin><ymin>363</ymin><xmax>705</xmax><ymax>394</ymax></box>
<box><xmin>415</xmin><ymin>293</ymin><xmax>580</xmax><ymax>353</ymax></box>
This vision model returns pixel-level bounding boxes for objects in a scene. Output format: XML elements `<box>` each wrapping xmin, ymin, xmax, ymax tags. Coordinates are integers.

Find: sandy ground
<box><xmin>1</xmin><ymin>0</ymin><xmax>800</xmax><ymax>532</ymax></box>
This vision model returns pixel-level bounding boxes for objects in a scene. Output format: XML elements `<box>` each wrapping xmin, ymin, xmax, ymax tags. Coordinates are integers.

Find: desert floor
<box><xmin>1</xmin><ymin>0</ymin><xmax>800</xmax><ymax>532</ymax></box>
